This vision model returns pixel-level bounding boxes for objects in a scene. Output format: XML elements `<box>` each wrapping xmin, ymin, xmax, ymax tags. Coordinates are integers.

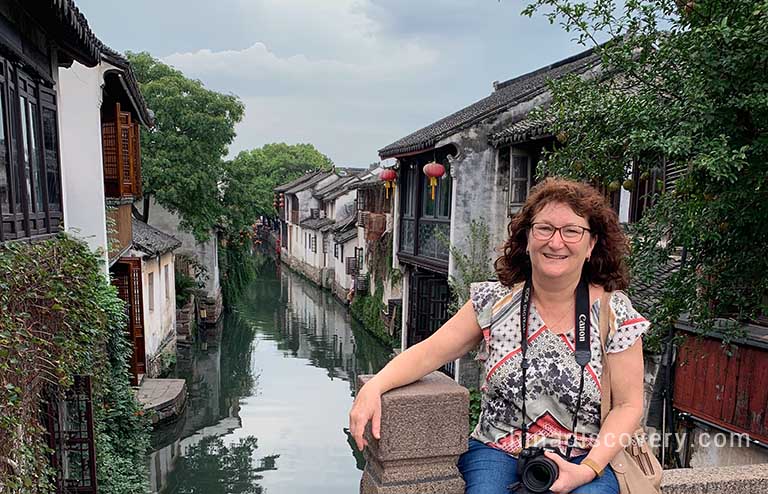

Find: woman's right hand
<box><xmin>349</xmin><ymin>380</ymin><xmax>383</xmax><ymax>451</ymax></box>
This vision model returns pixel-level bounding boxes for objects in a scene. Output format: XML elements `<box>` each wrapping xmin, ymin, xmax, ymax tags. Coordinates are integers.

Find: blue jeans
<box><xmin>458</xmin><ymin>439</ymin><xmax>619</xmax><ymax>494</ymax></box>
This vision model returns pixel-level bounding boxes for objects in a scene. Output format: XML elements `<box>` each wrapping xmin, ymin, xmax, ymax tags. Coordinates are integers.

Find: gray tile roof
<box><xmin>332</xmin><ymin>214</ymin><xmax>357</xmax><ymax>245</ymax></box>
<box><xmin>334</xmin><ymin>228</ymin><xmax>357</xmax><ymax>245</ymax></box>
<box><xmin>489</xmin><ymin>114</ymin><xmax>553</xmax><ymax>146</ymax></box>
<box><xmin>378</xmin><ymin>47</ymin><xmax>599</xmax><ymax>158</ymax></box>
<box><xmin>299</xmin><ymin>217</ymin><xmax>335</xmax><ymax>230</ymax></box>
<box><xmin>46</xmin><ymin>0</ymin><xmax>102</xmax><ymax>66</ymax></box>
<box><xmin>132</xmin><ymin>219</ymin><xmax>181</xmax><ymax>256</ymax></box>
<box><xmin>274</xmin><ymin>171</ymin><xmax>323</xmax><ymax>193</ymax></box>
<box><xmin>100</xmin><ymin>46</ymin><xmax>154</xmax><ymax>127</ymax></box>
<box><xmin>284</xmin><ymin>171</ymin><xmax>333</xmax><ymax>195</ymax></box>
<box><xmin>349</xmin><ymin>173</ymin><xmax>382</xmax><ymax>190</ymax></box>
<box><xmin>627</xmin><ymin>256</ymin><xmax>680</xmax><ymax>315</ymax></box>
<box><xmin>314</xmin><ymin>175</ymin><xmax>360</xmax><ymax>201</ymax></box>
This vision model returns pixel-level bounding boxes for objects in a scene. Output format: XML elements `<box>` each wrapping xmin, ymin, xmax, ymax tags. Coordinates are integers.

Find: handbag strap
<box><xmin>598</xmin><ymin>291</ymin><xmax>613</xmax><ymax>423</ymax></box>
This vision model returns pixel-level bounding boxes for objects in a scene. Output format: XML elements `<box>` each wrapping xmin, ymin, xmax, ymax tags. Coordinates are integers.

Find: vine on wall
<box><xmin>0</xmin><ymin>235</ymin><xmax>150</xmax><ymax>493</ymax></box>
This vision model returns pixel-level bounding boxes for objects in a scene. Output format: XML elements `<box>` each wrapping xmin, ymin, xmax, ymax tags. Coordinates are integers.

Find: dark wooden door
<box><xmin>407</xmin><ymin>270</ymin><xmax>449</xmax><ymax>347</ymax></box>
<box><xmin>111</xmin><ymin>259</ymin><xmax>146</xmax><ymax>384</ymax></box>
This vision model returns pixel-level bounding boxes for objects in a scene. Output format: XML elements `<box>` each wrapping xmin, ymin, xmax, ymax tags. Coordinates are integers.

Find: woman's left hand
<box><xmin>544</xmin><ymin>451</ymin><xmax>597</xmax><ymax>494</ymax></box>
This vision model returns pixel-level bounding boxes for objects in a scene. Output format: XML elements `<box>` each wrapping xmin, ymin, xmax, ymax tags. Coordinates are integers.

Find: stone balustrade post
<box><xmin>358</xmin><ymin>372</ymin><xmax>469</xmax><ymax>494</ymax></box>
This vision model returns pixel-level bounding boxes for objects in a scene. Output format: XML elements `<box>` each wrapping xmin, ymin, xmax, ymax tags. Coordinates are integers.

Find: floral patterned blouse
<box><xmin>468</xmin><ymin>281</ymin><xmax>649</xmax><ymax>457</ymax></box>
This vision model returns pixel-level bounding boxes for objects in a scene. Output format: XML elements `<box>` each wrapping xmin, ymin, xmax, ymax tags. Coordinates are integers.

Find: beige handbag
<box><xmin>598</xmin><ymin>293</ymin><xmax>663</xmax><ymax>494</ymax></box>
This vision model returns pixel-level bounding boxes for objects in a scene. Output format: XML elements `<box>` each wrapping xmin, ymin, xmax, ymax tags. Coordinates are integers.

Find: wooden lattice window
<box><xmin>42</xmin><ymin>375</ymin><xmax>98</xmax><ymax>494</ymax></box>
<box><xmin>0</xmin><ymin>57</ymin><xmax>64</xmax><ymax>243</ymax></box>
<box><xmin>102</xmin><ymin>103</ymin><xmax>142</xmax><ymax>198</ymax></box>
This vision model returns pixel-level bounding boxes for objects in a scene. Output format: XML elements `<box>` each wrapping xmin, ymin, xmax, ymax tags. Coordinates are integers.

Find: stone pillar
<box><xmin>358</xmin><ymin>372</ymin><xmax>469</xmax><ymax>494</ymax></box>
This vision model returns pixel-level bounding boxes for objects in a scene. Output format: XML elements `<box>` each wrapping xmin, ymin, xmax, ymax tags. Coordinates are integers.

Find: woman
<box><xmin>349</xmin><ymin>178</ymin><xmax>648</xmax><ymax>494</ymax></box>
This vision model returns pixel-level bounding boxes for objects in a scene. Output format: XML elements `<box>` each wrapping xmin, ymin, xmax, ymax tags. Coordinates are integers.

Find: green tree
<box><xmin>126</xmin><ymin>52</ymin><xmax>245</xmax><ymax>241</ymax></box>
<box><xmin>222</xmin><ymin>143</ymin><xmax>333</xmax><ymax>234</ymax></box>
<box><xmin>521</xmin><ymin>0</ymin><xmax>768</xmax><ymax>349</ymax></box>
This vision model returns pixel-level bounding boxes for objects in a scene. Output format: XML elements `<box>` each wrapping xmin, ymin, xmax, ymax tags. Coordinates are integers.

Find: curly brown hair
<box><xmin>494</xmin><ymin>177</ymin><xmax>629</xmax><ymax>291</ymax></box>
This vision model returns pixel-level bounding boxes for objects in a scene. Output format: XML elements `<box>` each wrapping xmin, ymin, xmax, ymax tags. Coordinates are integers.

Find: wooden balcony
<box><xmin>103</xmin><ymin>103</ymin><xmax>142</xmax><ymax>199</ymax></box>
<box><xmin>107</xmin><ymin>203</ymin><xmax>132</xmax><ymax>261</ymax></box>
<box><xmin>291</xmin><ymin>209</ymin><xmax>299</xmax><ymax>225</ymax></box>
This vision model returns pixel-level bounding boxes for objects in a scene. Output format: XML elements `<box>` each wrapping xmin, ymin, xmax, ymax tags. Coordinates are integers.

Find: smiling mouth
<box><xmin>542</xmin><ymin>253</ymin><xmax>568</xmax><ymax>260</ymax></box>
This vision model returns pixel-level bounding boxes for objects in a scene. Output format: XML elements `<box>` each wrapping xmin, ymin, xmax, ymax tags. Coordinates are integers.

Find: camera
<box><xmin>507</xmin><ymin>447</ymin><xmax>563</xmax><ymax>493</ymax></box>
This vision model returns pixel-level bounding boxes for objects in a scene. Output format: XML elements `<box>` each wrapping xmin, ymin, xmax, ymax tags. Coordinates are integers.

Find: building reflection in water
<box><xmin>149</xmin><ymin>257</ymin><xmax>392</xmax><ymax>493</ymax></box>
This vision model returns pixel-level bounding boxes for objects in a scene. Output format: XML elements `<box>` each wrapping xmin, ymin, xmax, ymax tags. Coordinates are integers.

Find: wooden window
<box><xmin>357</xmin><ymin>189</ymin><xmax>367</xmax><ymax>211</ymax></box>
<box><xmin>164</xmin><ymin>264</ymin><xmax>169</xmax><ymax>300</ymax></box>
<box><xmin>0</xmin><ymin>56</ymin><xmax>63</xmax><ymax>242</ymax></box>
<box><xmin>334</xmin><ymin>242</ymin><xmax>338</xmax><ymax>258</ymax></box>
<box><xmin>346</xmin><ymin>257</ymin><xmax>358</xmax><ymax>275</ymax></box>
<box><xmin>0</xmin><ymin>81</ymin><xmax>10</xmax><ymax>216</ymax></box>
<box><xmin>505</xmin><ymin>147</ymin><xmax>533</xmax><ymax>214</ymax></box>
<box><xmin>399</xmin><ymin>162</ymin><xmax>418</xmax><ymax>254</ymax></box>
<box><xmin>102</xmin><ymin>103</ymin><xmax>141</xmax><ymax>198</ymax></box>
<box><xmin>323</xmin><ymin>235</ymin><xmax>329</xmax><ymax>254</ymax></box>
<box><xmin>43</xmin><ymin>376</ymin><xmax>98</xmax><ymax>494</ymax></box>
<box><xmin>311</xmin><ymin>234</ymin><xmax>317</xmax><ymax>253</ymax></box>
<box><xmin>417</xmin><ymin>161</ymin><xmax>451</xmax><ymax>262</ymax></box>
<box><xmin>356</xmin><ymin>246</ymin><xmax>364</xmax><ymax>271</ymax></box>
<box><xmin>148</xmin><ymin>272</ymin><xmax>154</xmax><ymax>312</ymax></box>
<box><xmin>398</xmin><ymin>157</ymin><xmax>453</xmax><ymax>263</ymax></box>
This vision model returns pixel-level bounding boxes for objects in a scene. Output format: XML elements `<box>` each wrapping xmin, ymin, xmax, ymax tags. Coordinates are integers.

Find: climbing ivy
<box><xmin>350</xmin><ymin>281</ymin><xmax>397</xmax><ymax>348</ymax></box>
<box><xmin>0</xmin><ymin>235</ymin><xmax>150</xmax><ymax>493</ymax></box>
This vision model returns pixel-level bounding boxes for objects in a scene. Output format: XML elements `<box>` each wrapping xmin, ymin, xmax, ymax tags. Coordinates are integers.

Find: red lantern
<box><xmin>379</xmin><ymin>168</ymin><xmax>397</xmax><ymax>199</ymax></box>
<box><xmin>423</xmin><ymin>162</ymin><xmax>446</xmax><ymax>200</ymax></box>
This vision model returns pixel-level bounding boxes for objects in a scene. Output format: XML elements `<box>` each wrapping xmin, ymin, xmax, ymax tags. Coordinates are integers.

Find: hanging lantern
<box><xmin>379</xmin><ymin>168</ymin><xmax>397</xmax><ymax>199</ymax></box>
<box><xmin>423</xmin><ymin>162</ymin><xmax>446</xmax><ymax>201</ymax></box>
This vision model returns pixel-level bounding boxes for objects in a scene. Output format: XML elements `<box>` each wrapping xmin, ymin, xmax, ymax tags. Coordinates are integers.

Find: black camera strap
<box><xmin>518</xmin><ymin>275</ymin><xmax>591</xmax><ymax>458</ymax></box>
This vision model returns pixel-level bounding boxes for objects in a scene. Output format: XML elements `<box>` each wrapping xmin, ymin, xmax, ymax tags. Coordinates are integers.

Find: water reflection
<box><xmin>149</xmin><ymin>256</ymin><xmax>393</xmax><ymax>494</ymax></box>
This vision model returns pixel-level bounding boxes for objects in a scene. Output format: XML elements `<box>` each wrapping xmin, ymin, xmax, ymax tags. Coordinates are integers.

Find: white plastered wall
<box><xmin>57</xmin><ymin>61</ymin><xmax>108</xmax><ymax>268</ymax></box>
<box><xmin>141</xmin><ymin>251</ymin><xmax>177</xmax><ymax>361</ymax></box>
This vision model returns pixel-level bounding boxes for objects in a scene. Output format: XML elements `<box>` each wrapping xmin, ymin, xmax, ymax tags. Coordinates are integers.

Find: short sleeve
<box><xmin>469</xmin><ymin>281</ymin><xmax>500</xmax><ymax>329</ymax></box>
<box><xmin>605</xmin><ymin>291</ymin><xmax>651</xmax><ymax>353</ymax></box>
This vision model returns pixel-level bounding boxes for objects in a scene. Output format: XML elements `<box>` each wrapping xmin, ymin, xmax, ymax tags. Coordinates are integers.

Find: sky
<box><xmin>75</xmin><ymin>0</ymin><xmax>587</xmax><ymax>167</ymax></box>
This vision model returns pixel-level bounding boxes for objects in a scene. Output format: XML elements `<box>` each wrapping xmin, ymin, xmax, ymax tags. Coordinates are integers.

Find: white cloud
<box><xmin>160</xmin><ymin>0</ymin><xmax>451</xmax><ymax>166</ymax></box>
<box><xmin>147</xmin><ymin>0</ymin><xmax>578</xmax><ymax>166</ymax></box>
<box><xmin>163</xmin><ymin>40</ymin><xmax>438</xmax><ymax>84</ymax></box>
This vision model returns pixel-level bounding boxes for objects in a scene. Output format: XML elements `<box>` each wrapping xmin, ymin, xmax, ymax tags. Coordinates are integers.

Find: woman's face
<box><xmin>527</xmin><ymin>201</ymin><xmax>596</xmax><ymax>282</ymax></box>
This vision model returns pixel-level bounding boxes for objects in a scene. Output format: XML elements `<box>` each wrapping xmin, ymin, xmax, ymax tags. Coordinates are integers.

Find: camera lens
<box><xmin>521</xmin><ymin>458</ymin><xmax>558</xmax><ymax>493</ymax></box>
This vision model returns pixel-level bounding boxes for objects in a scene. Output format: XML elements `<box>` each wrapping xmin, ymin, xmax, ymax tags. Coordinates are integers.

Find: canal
<box><xmin>149</xmin><ymin>256</ymin><xmax>394</xmax><ymax>493</ymax></box>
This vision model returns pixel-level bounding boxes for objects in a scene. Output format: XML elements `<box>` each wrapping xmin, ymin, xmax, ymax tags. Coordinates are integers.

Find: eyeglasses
<box><xmin>530</xmin><ymin>222</ymin><xmax>591</xmax><ymax>243</ymax></box>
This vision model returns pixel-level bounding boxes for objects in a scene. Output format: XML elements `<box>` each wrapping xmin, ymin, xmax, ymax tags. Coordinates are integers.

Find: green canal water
<box><xmin>149</xmin><ymin>257</ymin><xmax>394</xmax><ymax>493</ymax></box>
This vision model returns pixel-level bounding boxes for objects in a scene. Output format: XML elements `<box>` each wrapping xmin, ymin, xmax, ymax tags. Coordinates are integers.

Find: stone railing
<box><xmin>357</xmin><ymin>372</ymin><xmax>768</xmax><ymax>494</ymax></box>
<box><xmin>357</xmin><ymin>372</ymin><xmax>468</xmax><ymax>493</ymax></box>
